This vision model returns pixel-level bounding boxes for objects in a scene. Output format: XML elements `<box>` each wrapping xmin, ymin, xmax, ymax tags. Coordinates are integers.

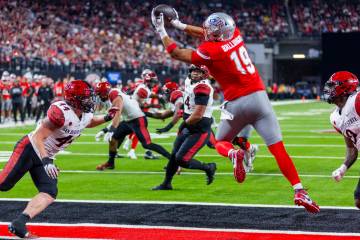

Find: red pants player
<box><xmin>151</xmin><ymin>7</ymin><xmax>319</xmax><ymax>213</ymax></box>
<box><xmin>0</xmin><ymin>80</ymin><xmax>118</xmax><ymax>238</ymax></box>
<box><xmin>324</xmin><ymin>71</ymin><xmax>360</xmax><ymax>209</ymax></box>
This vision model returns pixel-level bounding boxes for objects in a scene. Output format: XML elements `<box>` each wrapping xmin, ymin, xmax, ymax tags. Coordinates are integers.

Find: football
<box><xmin>153</xmin><ymin>4</ymin><xmax>177</xmax><ymax>21</ymax></box>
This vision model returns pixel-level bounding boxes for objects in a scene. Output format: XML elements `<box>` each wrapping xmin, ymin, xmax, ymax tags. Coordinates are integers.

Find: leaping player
<box><xmin>151</xmin><ymin>7</ymin><xmax>319</xmax><ymax>213</ymax></box>
<box><xmin>0</xmin><ymin>80</ymin><xmax>119</xmax><ymax>238</ymax></box>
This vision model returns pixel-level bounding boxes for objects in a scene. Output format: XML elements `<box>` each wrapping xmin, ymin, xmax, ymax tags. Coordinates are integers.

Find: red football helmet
<box><xmin>323</xmin><ymin>71</ymin><xmax>359</xmax><ymax>103</ymax></box>
<box><xmin>95</xmin><ymin>81</ymin><xmax>112</xmax><ymax>101</ymax></box>
<box><xmin>141</xmin><ymin>69</ymin><xmax>158</xmax><ymax>87</ymax></box>
<box><xmin>162</xmin><ymin>81</ymin><xmax>179</xmax><ymax>94</ymax></box>
<box><xmin>188</xmin><ymin>64</ymin><xmax>209</xmax><ymax>82</ymax></box>
<box><xmin>64</xmin><ymin>80</ymin><xmax>95</xmax><ymax>113</ymax></box>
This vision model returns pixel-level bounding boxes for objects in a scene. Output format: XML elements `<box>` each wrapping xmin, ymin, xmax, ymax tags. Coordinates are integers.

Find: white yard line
<box><xmin>0</xmin><ymin>168</ymin><xmax>353</xmax><ymax>179</ymax></box>
<box><xmin>0</xmin><ymin>141</ymin><xmax>346</xmax><ymax>147</ymax></box>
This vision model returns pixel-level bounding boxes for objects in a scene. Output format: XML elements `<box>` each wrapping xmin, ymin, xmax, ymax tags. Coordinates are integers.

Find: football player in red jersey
<box><xmin>0</xmin><ymin>80</ymin><xmax>118</xmax><ymax>238</ymax></box>
<box><xmin>151</xmin><ymin>9</ymin><xmax>319</xmax><ymax>213</ymax></box>
<box><xmin>324</xmin><ymin>71</ymin><xmax>360</xmax><ymax>208</ymax></box>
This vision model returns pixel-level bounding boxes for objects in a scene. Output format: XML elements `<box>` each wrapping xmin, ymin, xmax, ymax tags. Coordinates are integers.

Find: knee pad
<box><xmin>38</xmin><ymin>183</ymin><xmax>58</xmax><ymax>199</ymax></box>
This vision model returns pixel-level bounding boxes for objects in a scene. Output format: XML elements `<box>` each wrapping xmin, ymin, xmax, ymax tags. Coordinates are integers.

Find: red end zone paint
<box><xmin>1</xmin><ymin>224</ymin><xmax>360</xmax><ymax>240</ymax></box>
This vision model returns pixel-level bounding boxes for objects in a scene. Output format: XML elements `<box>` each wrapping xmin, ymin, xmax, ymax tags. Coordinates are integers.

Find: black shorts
<box><xmin>173</xmin><ymin>128</ymin><xmax>210</xmax><ymax>161</ymax></box>
<box><xmin>113</xmin><ymin>117</ymin><xmax>151</xmax><ymax>145</ymax></box>
<box><xmin>0</xmin><ymin>136</ymin><xmax>57</xmax><ymax>196</ymax></box>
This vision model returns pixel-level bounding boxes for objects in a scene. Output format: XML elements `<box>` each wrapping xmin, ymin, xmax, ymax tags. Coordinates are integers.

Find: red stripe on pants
<box><xmin>183</xmin><ymin>132</ymin><xmax>208</xmax><ymax>161</ymax></box>
<box><xmin>138</xmin><ymin>117</ymin><xmax>151</xmax><ymax>145</ymax></box>
<box><xmin>0</xmin><ymin>136</ymin><xmax>30</xmax><ymax>184</ymax></box>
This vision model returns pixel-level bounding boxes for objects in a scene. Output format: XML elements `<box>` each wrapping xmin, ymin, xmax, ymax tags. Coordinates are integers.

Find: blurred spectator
<box><xmin>10</xmin><ymin>79</ymin><xmax>25</xmax><ymax>123</ymax></box>
<box><xmin>35</xmin><ymin>78</ymin><xmax>54</xmax><ymax>122</ymax></box>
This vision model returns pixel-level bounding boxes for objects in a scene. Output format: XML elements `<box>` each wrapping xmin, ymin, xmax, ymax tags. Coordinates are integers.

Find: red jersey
<box><xmin>20</xmin><ymin>82</ymin><xmax>30</xmax><ymax>96</ymax></box>
<box><xmin>54</xmin><ymin>81</ymin><xmax>64</xmax><ymax>97</ymax></box>
<box><xmin>191</xmin><ymin>28</ymin><xmax>265</xmax><ymax>101</ymax></box>
<box><xmin>1</xmin><ymin>83</ymin><xmax>11</xmax><ymax>100</ymax></box>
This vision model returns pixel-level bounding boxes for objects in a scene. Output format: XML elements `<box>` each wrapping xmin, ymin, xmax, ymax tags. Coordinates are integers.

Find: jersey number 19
<box><xmin>230</xmin><ymin>45</ymin><xmax>255</xmax><ymax>75</ymax></box>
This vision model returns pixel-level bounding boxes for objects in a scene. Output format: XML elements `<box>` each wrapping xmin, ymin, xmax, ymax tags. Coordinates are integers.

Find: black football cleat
<box><xmin>152</xmin><ymin>184</ymin><xmax>173</xmax><ymax>190</ymax></box>
<box><xmin>205</xmin><ymin>163</ymin><xmax>217</xmax><ymax>185</ymax></box>
<box><xmin>144</xmin><ymin>151</ymin><xmax>160</xmax><ymax>160</ymax></box>
<box><xmin>9</xmin><ymin>221</ymin><xmax>38</xmax><ymax>239</ymax></box>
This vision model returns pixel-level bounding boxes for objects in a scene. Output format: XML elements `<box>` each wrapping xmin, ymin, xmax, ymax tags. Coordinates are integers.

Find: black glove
<box><xmin>144</xmin><ymin>112</ymin><xmax>155</xmax><ymax>118</ymax></box>
<box><xmin>156</xmin><ymin>122</ymin><xmax>174</xmax><ymax>134</ymax></box>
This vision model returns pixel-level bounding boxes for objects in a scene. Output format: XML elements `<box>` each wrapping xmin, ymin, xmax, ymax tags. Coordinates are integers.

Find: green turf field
<box><xmin>0</xmin><ymin>101</ymin><xmax>357</xmax><ymax>207</ymax></box>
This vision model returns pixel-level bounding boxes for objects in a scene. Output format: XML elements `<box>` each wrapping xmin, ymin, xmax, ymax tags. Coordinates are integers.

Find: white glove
<box><xmin>170</xmin><ymin>8</ymin><xmax>187</xmax><ymax>30</ymax></box>
<box><xmin>332</xmin><ymin>164</ymin><xmax>347</xmax><ymax>182</ymax></box>
<box><xmin>151</xmin><ymin>9</ymin><xmax>168</xmax><ymax>38</ymax></box>
<box><xmin>95</xmin><ymin>130</ymin><xmax>105</xmax><ymax>142</ymax></box>
<box><xmin>43</xmin><ymin>157</ymin><xmax>59</xmax><ymax>179</ymax></box>
<box><xmin>104</xmin><ymin>132</ymin><xmax>114</xmax><ymax>142</ymax></box>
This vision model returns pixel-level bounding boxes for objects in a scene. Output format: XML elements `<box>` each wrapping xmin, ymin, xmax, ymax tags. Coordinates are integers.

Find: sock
<box><xmin>293</xmin><ymin>183</ymin><xmax>304</xmax><ymax>190</ymax></box>
<box><xmin>181</xmin><ymin>159</ymin><xmax>208</xmax><ymax>171</ymax></box>
<box><xmin>16</xmin><ymin>213</ymin><xmax>30</xmax><ymax>224</ymax></box>
<box><xmin>108</xmin><ymin>151</ymin><xmax>117</xmax><ymax>165</ymax></box>
<box><xmin>236</xmin><ymin>137</ymin><xmax>251</xmax><ymax>151</ymax></box>
<box><xmin>131</xmin><ymin>136</ymin><xmax>139</xmax><ymax>149</ymax></box>
<box><xmin>268</xmin><ymin>141</ymin><xmax>301</xmax><ymax>186</ymax></box>
<box><xmin>215</xmin><ymin>141</ymin><xmax>234</xmax><ymax>157</ymax></box>
<box><xmin>163</xmin><ymin>155</ymin><xmax>178</xmax><ymax>185</ymax></box>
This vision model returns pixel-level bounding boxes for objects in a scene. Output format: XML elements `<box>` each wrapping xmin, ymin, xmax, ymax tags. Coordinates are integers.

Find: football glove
<box><xmin>151</xmin><ymin>10</ymin><xmax>167</xmax><ymax>38</ymax></box>
<box><xmin>170</xmin><ymin>8</ymin><xmax>187</xmax><ymax>30</ymax></box>
<box><xmin>95</xmin><ymin>130</ymin><xmax>105</xmax><ymax>142</ymax></box>
<box><xmin>42</xmin><ymin>157</ymin><xmax>59</xmax><ymax>179</ymax></box>
<box><xmin>332</xmin><ymin>164</ymin><xmax>347</xmax><ymax>182</ymax></box>
<box><xmin>104</xmin><ymin>126</ymin><xmax>116</xmax><ymax>142</ymax></box>
<box><xmin>156</xmin><ymin>122</ymin><xmax>174</xmax><ymax>134</ymax></box>
<box><xmin>104</xmin><ymin>107</ymin><xmax>120</xmax><ymax>122</ymax></box>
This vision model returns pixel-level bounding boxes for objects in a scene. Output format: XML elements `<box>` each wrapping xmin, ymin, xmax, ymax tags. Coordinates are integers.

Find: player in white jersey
<box><xmin>0</xmin><ymin>80</ymin><xmax>118</xmax><ymax>238</ymax></box>
<box><xmin>94</xmin><ymin>81</ymin><xmax>171</xmax><ymax>171</ymax></box>
<box><xmin>153</xmin><ymin>65</ymin><xmax>217</xmax><ymax>190</ymax></box>
<box><xmin>323</xmin><ymin>71</ymin><xmax>360</xmax><ymax>209</ymax></box>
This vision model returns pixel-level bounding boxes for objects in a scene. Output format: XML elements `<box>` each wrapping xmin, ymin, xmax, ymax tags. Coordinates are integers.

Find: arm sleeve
<box><xmin>136</xmin><ymin>87</ymin><xmax>150</xmax><ymax>99</ymax></box>
<box><xmin>194</xmin><ymin>84</ymin><xmax>211</xmax><ymax>106</ymax></box>
<box><xmin>109</xmin><ymin>89</ymin><xmax>120</xmax><ymax>103</ymax></box>
<box><xmin>170</xmin><ymin>90</ymin><xmax>183</xmax><ymax>104</ymax></box>
<box><xmin>47</xmin><ymin>105</ymin><xmax>65</xmax><ymax>128</ymax></box>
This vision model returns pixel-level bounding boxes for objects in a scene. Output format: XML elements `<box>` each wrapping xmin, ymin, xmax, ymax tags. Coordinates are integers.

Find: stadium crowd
<box><xmin>1</xmin><ymin>0</ymin><xmax>358</xmax><ymax>72</ymax></box>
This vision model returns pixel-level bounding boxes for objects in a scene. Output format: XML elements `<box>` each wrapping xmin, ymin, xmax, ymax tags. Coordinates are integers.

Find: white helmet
<box><xmin>203</xmin><ymin>12</ymin><xmax>236</xmax><ymax>41</ymax></box>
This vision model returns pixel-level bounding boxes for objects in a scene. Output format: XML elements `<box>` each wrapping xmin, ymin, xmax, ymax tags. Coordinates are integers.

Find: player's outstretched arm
<box><xmin>169</xmin><ymin>8</ymin><xmax>204</xmax><ymax>38</ymax></box>
<box><xmin>87</xmin><ymin>105</ymin><xmax>121</xmax><ymax>128</ymax></box>
<box><xmin>152</xmin><ymin>12</ymin><xmax>193</xmax><ymax>63</ymax></box>
<box><xmin>332</xmin><ymin>136</ymin><xmax>358</xmax><ymax>182</ymax></box>
<box><xmin>146</xmin><ymin>109</ymin><xmax>173</xmax><ymax>120</ymax></box>
<box><xmin>156</xmin><ymin>103</ymin><xmax>183</xmax><ymax>134</ymax></box>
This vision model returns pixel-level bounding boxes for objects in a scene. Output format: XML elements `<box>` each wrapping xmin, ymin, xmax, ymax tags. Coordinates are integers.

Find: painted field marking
<box><xmin>0</xmin><ymin>199</ymin><xmax>357</xmax><ymax>210</ymax></box>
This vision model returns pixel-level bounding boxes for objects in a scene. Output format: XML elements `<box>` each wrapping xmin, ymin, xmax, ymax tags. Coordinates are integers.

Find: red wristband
<box><xmin>166</xmin><ymin>43</ymin><xmax>178</xmax><ymax>54</ymax></box>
